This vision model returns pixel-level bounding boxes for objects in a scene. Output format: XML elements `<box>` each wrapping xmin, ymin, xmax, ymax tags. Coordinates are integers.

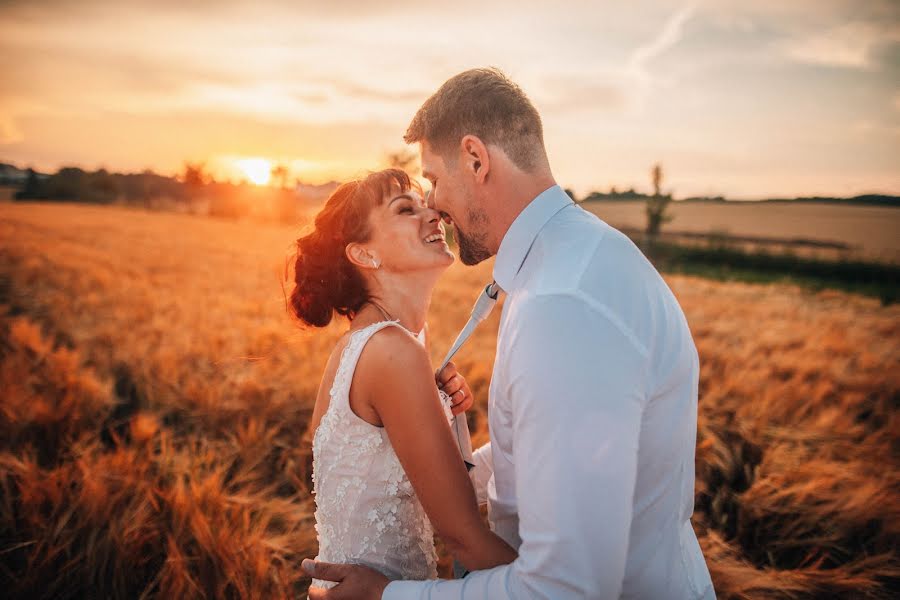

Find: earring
<box><xmin>371</xmin><ymin>258</ymin><xmax>380</xmax><ymax>269</ymax></box>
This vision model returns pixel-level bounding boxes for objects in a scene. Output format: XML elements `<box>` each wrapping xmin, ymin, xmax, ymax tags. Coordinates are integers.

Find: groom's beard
<box><xmin>455</xmin><ymin>207</ymin><xmax>492</xmax><ymax>266</ymax></box>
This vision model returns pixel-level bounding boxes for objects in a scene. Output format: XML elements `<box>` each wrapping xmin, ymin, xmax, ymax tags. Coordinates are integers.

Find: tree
<box><xmin>645</xmin><ymin>163</ymin><xmax>672</xmax><ymax>238</ymax></box>
<box><xmin>182</xmin><ymin>162</ymin><xmax>207</xmax><ymax>188</ymax></box>
<box><xmin>47</xmin><ymin>167</ymin><xmax>86</xmax><ymax>200</ymax></box>
<box><xmin>269</xmin><ymin>164</ymin><xmax>296</xmax><ymax>222</ymax></box>
<box><xmin>270</xmin><ymin>164</ymin><xmax>290</xmax><ymax>189</ymax></box>
<box><xmin>385</xmin><ymin>149</ymin><xmax>419</xmax><ymax>174</ymax></box>
<box><xmin>87</xmin><ymin>168</ymin><xmax>118</xmax><ymax>203</ymax></box>
<box><xmin>15</xmin><ymin>169</ymin><xmax>42</xmax><ymax>200</ymax></box>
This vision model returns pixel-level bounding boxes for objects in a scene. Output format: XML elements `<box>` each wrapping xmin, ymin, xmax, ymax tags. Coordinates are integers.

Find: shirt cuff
<box><xmin>469</xmin><ymin>442</ymin><xmax>493</xmax><ymax>505</ymax></box>
<box><xmin>382</xmin><ymin>580</ymin><xmax>426</xmax><ymax>600</ymax></box>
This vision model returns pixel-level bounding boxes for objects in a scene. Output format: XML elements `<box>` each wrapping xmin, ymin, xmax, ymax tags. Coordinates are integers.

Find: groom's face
<box><xmin>420</xmin><ymin>141</ymin><xmax>492</xmax><ymax>266</ymax></box>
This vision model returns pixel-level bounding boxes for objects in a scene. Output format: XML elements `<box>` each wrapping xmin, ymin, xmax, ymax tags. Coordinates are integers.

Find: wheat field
<box><xmin>1</xmin><ymin>201</ymin><xmax>898</xmax><ymax>599</ymax></box>
<box><xmin>584</xmin><ymin>201</ymin><xmax>900</xmax><ymax>262</ymax></box>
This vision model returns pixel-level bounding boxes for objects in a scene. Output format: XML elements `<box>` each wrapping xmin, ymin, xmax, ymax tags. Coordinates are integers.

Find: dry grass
<box><xmin>1</xmin><ymin>201</ymin><xmax>898</xmax><ymax>599</ymax></box>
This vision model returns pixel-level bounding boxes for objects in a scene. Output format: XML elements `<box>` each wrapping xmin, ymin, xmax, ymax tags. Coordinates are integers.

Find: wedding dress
<box><xmin>310</xmin><ymin>320</ymin><xmax>454</xmax><ymax>590</ymax></box>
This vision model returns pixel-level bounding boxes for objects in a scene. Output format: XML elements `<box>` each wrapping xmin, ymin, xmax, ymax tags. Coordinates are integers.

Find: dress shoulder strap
<box><xmin>328</xmin><ymin>320</ymin><xmax>407</xmax><ymax>410</ymax></box>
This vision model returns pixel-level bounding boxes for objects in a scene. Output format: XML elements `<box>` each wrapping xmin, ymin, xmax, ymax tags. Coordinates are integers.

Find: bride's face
<box><xmin>357</xmin><ymin>185</ymin><xmax>455</xmax><ymax>274</ymax></box>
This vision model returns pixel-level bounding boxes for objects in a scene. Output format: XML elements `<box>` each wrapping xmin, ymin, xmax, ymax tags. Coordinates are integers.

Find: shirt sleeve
<box><xmin>468</xmin><ymin>442</ymin><xmax>493</xmax><ymax>505</ymax></box>
<box><xmin>383</xmin><ymin>292</ymin><xmax>648</xmax><ymax>600</ymax></box>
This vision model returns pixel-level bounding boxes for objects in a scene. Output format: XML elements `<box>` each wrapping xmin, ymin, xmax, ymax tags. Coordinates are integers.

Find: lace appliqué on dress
<box><xmin>310</xmin><ymin>321</ymin><xmax>446</xmax><ymax>590</ymax></box>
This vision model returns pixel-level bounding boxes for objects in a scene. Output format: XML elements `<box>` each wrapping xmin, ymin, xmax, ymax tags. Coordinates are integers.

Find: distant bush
<box><xmin>15</xmin><ymin>167</ymin><xmax>186</xmax><ymax>205</ymax></box>
<box><xmin>644</xmin><ymin>240</ymin><xmax>900</xmax><ymax>305</ymax></box>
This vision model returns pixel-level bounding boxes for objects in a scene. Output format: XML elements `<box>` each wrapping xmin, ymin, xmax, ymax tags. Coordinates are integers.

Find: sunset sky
<box><xmin>1</xmin><ymin>0</ymin><xmax>898</xmax><ymax>198</ymax></box>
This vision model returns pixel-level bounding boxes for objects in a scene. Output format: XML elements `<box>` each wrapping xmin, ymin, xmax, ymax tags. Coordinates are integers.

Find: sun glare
<box><xmin>235</xmin><ymin>158</ymin><xmax>272</xmax><ymax>185</ymax></box>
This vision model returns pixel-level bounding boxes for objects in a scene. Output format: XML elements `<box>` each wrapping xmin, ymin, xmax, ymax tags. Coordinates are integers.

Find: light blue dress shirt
<box><xmin>384</xmin><ymin>185</ymin><xmax>715</xmax><ymax>599</ymax></box>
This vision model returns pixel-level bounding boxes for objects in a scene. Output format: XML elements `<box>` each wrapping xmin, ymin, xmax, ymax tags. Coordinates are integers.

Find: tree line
<box><xmin>10</xmin><ymin>164</ymin><xmax>321</xmax><ymax>222</ymax></box>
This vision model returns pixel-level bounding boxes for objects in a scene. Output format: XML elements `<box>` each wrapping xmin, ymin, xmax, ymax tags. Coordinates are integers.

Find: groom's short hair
<box><xmin>404</xmin><ymin>67</ymin><xmax>547</xmax><ymax>172</ymax></box>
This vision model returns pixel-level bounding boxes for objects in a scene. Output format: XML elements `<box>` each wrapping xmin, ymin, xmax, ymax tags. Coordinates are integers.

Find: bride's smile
<box><xmin>360</xmin><ymin>187</ymin><xmax>455</xmax><ymax>273</ymax></box>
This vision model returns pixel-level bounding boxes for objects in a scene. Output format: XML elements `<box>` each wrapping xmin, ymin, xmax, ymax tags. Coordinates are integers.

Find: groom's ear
<box><xmin>460</xmin><ymin>135</ymin><xmax>490</xmax><ymax>184</ymax></box>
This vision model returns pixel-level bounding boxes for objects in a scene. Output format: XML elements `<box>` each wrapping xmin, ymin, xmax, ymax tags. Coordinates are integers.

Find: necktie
<box><xmin>440</xmin><ymin>281</ymin><xmax>502</xmax><ymax>470</ymax></box>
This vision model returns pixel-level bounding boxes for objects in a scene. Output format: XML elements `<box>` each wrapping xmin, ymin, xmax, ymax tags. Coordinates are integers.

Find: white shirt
<box><xmin>385</xmin><ymin>185</ymin><xmax>715</xmax><ymax>599</ymax></box>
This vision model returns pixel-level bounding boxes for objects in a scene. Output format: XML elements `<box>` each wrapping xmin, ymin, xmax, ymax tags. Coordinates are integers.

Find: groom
<box><xmin>304</xmin><ymin>68</ymin><xmax>715</xmax><ymax>599</ymax></box>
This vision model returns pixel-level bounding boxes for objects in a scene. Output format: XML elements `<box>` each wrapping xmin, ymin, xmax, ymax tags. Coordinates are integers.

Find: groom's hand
<box><xmin>303</xmin><ymin>559</ymin><xmax>389</xmax><ymax>600</ymax></box>
<box><xmin>435</xmin><ymin>361</ymin><xmax>474</xmax><ymax>415</ymax></box>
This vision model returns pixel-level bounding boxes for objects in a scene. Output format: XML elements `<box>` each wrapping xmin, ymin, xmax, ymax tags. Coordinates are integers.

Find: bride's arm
<box><xmin>355</xmin><ymin>327</ymin><xmax>517</xmax><ymax>572</ymax></box>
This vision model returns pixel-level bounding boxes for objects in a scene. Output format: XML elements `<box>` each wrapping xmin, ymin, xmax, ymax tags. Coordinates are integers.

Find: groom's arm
<box><xmin>384</xmin><ymin>292</ymin><xmax>648</xmax><ymax>599</ymax></box>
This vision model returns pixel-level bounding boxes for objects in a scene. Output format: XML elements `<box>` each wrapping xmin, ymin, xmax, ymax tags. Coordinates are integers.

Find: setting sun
<box><xmin>234</xmin><ymin>158</ymin><xmax>272</xmax><ymax>186</ymax></box>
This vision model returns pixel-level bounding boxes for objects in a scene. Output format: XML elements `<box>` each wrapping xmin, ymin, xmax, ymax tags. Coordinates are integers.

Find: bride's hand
<box><xmin>436</xmin><ymin>361</ymin><xmax>474</xmax><ymax>416</ymax></box>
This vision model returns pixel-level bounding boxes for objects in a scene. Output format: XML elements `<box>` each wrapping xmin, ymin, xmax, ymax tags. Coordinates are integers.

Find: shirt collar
<box><xmin>492</xmin><ymin>184</ymin><xmax>573</xmax><ymax>293</ymax></box>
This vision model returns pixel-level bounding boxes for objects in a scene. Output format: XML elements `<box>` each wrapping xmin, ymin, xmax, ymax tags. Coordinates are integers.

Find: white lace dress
<box><xmin>310</xmin><ymin>320</ymin><xmax>455</xmax><ymax>590</ymax></box>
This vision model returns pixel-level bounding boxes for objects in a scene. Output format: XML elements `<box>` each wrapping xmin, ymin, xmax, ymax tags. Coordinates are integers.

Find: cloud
<box><xmin>323</xmin><ymin>80</ymin><xmax>429</xmax><ymax>104</ymax></box>
<box><xmin>535</xmin><ymin>71</ymin><xmax>631</xmax><ymax>114</ymax></box>
<box><xmin>782</xmin><ymin>22</ymin><xmax>900</xmax><ymax>69</ymax></box>
<box><xmin>2</xmin><ymin>0</ymin><xmax>898</xmax><ymax>197</ymax></box>
<box><xmin>623</xmin><ymin>1</ymin><xmax>698</xmax><ymax>107</ymax></box>
<box><xmin>628</xmin><ymin>1</ymin><xmax>698</xmax><ymax>75</ymax></box>
<box><xmin>0</xmin><ymin>1</ymin><xmax>435</xmax><ymax>130</ymax></box>
<box><xmin>0</xmin><ymin>0</ymin><xmax>434</xmax><ymax>21</ymax></box>
<box><xmin>0</xmin><ymin>116</ymin><xmax>24</xmax><ymax>144</ymax></box>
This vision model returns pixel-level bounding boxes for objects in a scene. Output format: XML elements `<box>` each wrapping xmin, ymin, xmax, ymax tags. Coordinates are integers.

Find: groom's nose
<box><xmin>423</xmin><ymin>207</ymin><xmax>440</xmax><ymax>223</ymax></box>
<box><xmin>425</xmin><ymin>192</ymin><xmax>451</xmax><ymax>223</ymax></box>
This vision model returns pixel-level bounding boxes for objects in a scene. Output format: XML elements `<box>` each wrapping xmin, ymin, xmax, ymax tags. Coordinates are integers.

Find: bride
<box><xmin>288</xmin><ymin>169</ymin><xmax>516</xmax><ymax>592</ymax></box>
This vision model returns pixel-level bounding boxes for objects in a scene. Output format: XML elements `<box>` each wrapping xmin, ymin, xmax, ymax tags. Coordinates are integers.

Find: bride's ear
<box><xmin>346</xmin><ymin>242</ymin><xmax>379</xmax><ymax>270</ymax></box>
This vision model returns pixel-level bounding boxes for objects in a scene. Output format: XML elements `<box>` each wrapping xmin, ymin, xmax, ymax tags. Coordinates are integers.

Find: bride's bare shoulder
<box><xmin>361</xmin><ymin>324</ymin><xmax>428</xmax><ymax>366</ymax></box>
<box><xmin>342</xmin><ymin>324</ymin><xmax>433</xmax><ymax>424</ymax></box>
<box><xmin>355</xmin><ymin>325</ymin><xmax>431</xmax><ymax>389</ymax></box>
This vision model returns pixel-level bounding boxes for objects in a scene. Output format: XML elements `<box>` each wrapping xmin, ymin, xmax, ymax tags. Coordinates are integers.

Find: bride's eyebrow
<box><xmin>389</xmin><ymin>193</ymin><xmax>425</xmax><ymax>208</ymax></box>
<box><xmin>389</xmin><ymin>194</ymin><xmax>414</xmax><ymax>206</ymax></box>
